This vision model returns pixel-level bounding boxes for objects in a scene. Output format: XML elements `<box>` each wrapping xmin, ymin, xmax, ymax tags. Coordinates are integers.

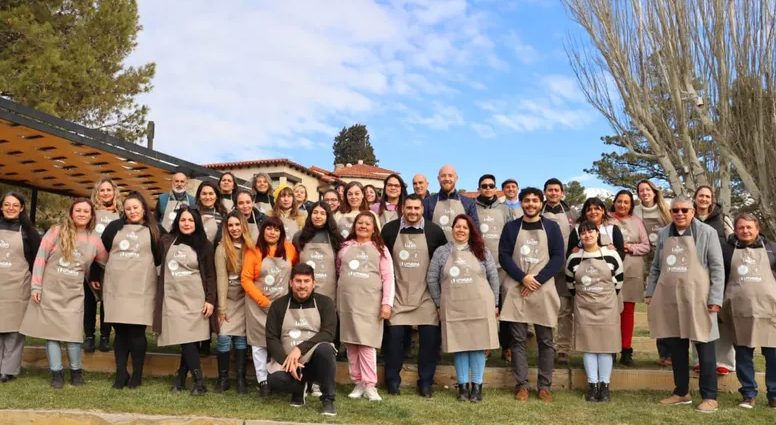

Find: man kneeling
<box><xmin>266</xmin><ymin>263</ymin><xmax>338</xmax><ymax>416</ymax></box>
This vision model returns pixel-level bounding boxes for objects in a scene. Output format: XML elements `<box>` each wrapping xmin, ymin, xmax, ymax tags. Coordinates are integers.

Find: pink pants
<box><xmin>346</xmin><ymin>344</ymin><xmax>378</xmax><ymax>386</ymax></box>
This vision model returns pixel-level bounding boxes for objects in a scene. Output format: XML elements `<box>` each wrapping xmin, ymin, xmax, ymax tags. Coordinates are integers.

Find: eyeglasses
<box><xmin>2</xmin><ymin>203</ymin><xmax>21</xmax><ymax>209</ymax></box>
<box><xmin>386</xmin><ymin>183</ymin><xmax>402</xmax><ymax>188</ymax></box>
<box><xmin>671</xmin><ymin>208</ymin><xmax>691</xmax><ymax>214</ymax></box>
<box><xmin>480</xmin><ymin>184</ymin><xmax>496</xmax><ymax>189</ymax></box>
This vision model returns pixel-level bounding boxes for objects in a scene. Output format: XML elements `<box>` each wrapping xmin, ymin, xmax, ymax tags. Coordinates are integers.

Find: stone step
<box><xmin>21</xmin><ymin>346</ymin><xmax>761</xmax><ymax>391</ymax></box>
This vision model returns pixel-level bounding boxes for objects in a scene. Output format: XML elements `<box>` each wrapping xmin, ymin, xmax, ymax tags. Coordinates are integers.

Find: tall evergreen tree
<box><xmin>564</xmin><ymin>180</ymin><xmax>587</xmax><ymax>207</ymax></box>
<box><xmin>332</xmin><ymin>124</ymin><xmax>378</xmax><ymax>166</ymax></box>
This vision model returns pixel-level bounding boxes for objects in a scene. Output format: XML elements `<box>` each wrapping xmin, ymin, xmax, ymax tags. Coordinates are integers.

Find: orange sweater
<box><xmin>241</xmin><ymin>241</ymin><xmax>298</xmax><ymax>307</ymax></box>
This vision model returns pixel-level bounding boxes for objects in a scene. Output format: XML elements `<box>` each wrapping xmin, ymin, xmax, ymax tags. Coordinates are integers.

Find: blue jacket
<box><xmin>498</xmin><ymin>217</ymin><xmax>565</xmax><ymax>285</ymax></box>
<box><xmin>422</xmin><ymin>190</ymin><xmax>479</xmax><ymax>227</ymax></box>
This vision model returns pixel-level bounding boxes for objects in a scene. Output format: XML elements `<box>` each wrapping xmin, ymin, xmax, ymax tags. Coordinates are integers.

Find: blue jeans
<box><xmin>453</xmin><ymin>351</ymin><xmax>486</xmax><ymax>384</ymax></box>
<box><xmin>217</xmin><ymin>335</ymin><xmax>247</xmax><ymax>352</ymax></box>
<box><xmin>46</xmin><ymin>340</ymin><xmax>82</xmax><ymax>372</ymax></box>
<box><xmin>735</xmin><ymin>345</ymin><xmax>776</xmax><ymax>400</ymax></box>
<box><xmin>583</xmin><ymin>353</ymin><xmax>614</xmax><ymax>383</ymax></box>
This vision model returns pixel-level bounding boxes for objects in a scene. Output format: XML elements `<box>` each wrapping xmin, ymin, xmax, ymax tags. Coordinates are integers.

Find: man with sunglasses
<box><xmin>646</xmin><ymin>195</ymin><xmax>725</xmax><ymax>413</ymax></box>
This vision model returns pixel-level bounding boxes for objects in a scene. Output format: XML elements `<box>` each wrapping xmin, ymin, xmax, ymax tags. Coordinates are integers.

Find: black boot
<box><xmin>190</xmin><ymin>369</ymin><xmax>207</xmax><ymax>396</ymax></box>
<box><xmin>170</xmin><ymin>366</ymin><xmax>188</xmax><ymax>393</ymax></box>
<box><xmin>619</xmin><ymin>348</ymin><xmax>635</xmax><ymax>366</ymax></box>
<box><xmin>259</xmin><ymin>380</ymin><xmax>270</xmax><ymax>397</ymax></box>
<box><xmin>84</xmin><ymin>336</ymin><xmax>96</xmax><ymax>353</ymax></box>
<box><xmin>199</xmin><ymin>340</ymin><xmax>211</xmax><ymax>357</ymax></box>
<box><xmin>585</xmin><ymin>383</ymin><xmax>598</xmax><ymax>402</ymax></box>
<box><xmin>215</xmin><ymin>351</ymin><xmax>231</xmax><ymax>393</ymax></box>
<box><xmin>235</xmin><ymin>348</ymin><xmax>248</xmax><ymax>394</ymax></box>
<box><xmin>597</xmin><ymin>383</ymin><xmax>610</xmax><ymax>402</ymax></box>
<box><xmin>456</xmin><ymin>383</ymin><xmax>469</xmax><ymax>401</ymax></box>
<box><xmin>70</xmin><ymin>369</ymin><xmax>84</xmax><ymax>386</ymax></box>
<box><xmin>50</xmin><ymin>370</ymin><xmax>65</xmax><ymax>389</ymax></box>
<box><xmin>99</xmin><ymin>336</ymin><xmax>110</xmax><ymax>352</ymax></box>
<box><xmin>113</xmin><ymin>368</ymin><xmax>130</xmax><ymax>389</ymax></box>
<box><xmin>470</xmin><ymin>383</ymin><xmax>483</xmax><ymax>403</ymax></box>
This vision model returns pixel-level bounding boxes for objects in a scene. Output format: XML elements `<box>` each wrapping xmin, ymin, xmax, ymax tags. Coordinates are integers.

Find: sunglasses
<box><xmin>671</xmin><ymin>208</ymin><xmax>692</xmax><ymax>214</ymax></box>
<box><xmin>480</xmin><ymin>184</ymin><xmax>496</xmax><ymax>189</ymax></box>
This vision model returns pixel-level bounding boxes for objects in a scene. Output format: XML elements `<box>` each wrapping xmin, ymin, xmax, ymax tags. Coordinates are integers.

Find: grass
<box><xmin>1</xmin><ymin>370</ymin><xmax>774</xmax><ymax>425</ymax></box>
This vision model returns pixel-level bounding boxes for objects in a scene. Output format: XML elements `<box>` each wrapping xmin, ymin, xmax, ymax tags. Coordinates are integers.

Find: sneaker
<box><xmin>348</xmin><ymin>382</ymin><xmax>365</xmax><ymax>399</ymax></box>
<box><xmin>321</xmin><ymin>399</ymin><xmax>336</xmax><ymax>416</ymax></box>
<box><xmin>660</xmin><ymin>393</ymin><xmax>693</xmax><ymax>406</ymax></box>
<box><xmin>716</xmin><ymin>367</ymin><xmax>730</xmax><ymax>375</ymax></box>
<box><xmin>515</xmin><ymin>387</ymin><xmax>529</xmax><ymax>401</ymax></box>
<box><xmin>364</xmin><ymin>385</ymin><xmax>382</xmax><ymax>402</ymax></box>
<box><xmin>290</xmin><ymin>383</ymin><xmax>307</xmax><ymax>407</ymax></box>
<box><xmin>738</xmin><ymin>397</ymin><xmax>756</xmax><ymax>409</ymax></box>
<box><xmin>769</xmin><ymin>399</ymin><xmax>776</xmax><ymax>409</ymax></box>
<box><xmin>310</xmin><ymin>383</ymin><xmax>322</xmax><ymax>397</ymax></box>
<box><xmin>697</xmin><ymin>399</ymin><xmax>718</xmax><ymax>413</ymax></box>
<box><xmin>538</xmin><ymin>389</ymin><xmax>552</xmax><ymax>403</ymax></box>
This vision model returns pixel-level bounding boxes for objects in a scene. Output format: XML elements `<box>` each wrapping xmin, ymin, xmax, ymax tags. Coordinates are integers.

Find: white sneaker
<box><xmin>310</xmin><ymin>383</ymin><xmax>322</xmax><ymax>397</ymax></box>
<box><xmin>364</xmin><ymin>385</ymin><xmax>382</xmax><ymax>402</ymax></box>
<box><xmin>348</xmin><ymin>382</ymin><xmax>366</xmax><ymax>399</ymax></box>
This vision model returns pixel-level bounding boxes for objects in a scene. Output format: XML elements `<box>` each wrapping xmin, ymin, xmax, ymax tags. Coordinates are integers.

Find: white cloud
<box><xmin>407</xmin><ymin>102</ymin><xmax>465</xmax><ymax>130</ymax></box>
<box><xmin>471</xmin><ymin>123</ymin><xmax>497</xmax><ymax>138</ymax></box>
<box><xmin>567</xmin><ymin>173</ymin><xmax>595</xmax><ymax>182</ymax></box>
<box><xmin>540</xmin><ymin>74</ymin><xmax>587</xmax><ymax>103</ymax></box>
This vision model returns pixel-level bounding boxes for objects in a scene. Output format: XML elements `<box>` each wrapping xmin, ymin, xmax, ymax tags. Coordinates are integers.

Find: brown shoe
<box><xmin>515</xmin><ymin>387</ymin><xmax>529</xmax><ymax>401</ymax></box>
<box><xmin>768</xmin><ymin>399</ymin><xmax>776</xmax><ymax>409</ymax></box>
<box><xmin>660</xmin><ymin>393</ymin><xmax>693</xmax><ymax>406</ymax></box>
<box><xmin>538</xmin><ymin>389</ymin><xmax>552</xmax><ymax>403</ymax></box>
<box><xmin>697</xmin><ymin>399</ymin><xmax>718</xmax><ymax>413</ymax></box>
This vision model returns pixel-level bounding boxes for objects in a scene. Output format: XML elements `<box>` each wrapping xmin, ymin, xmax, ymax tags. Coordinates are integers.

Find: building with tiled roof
<box><xmin>326</xmin><ymin>160</ymin><xmax>399</xmax><ymax>189</ymax></box>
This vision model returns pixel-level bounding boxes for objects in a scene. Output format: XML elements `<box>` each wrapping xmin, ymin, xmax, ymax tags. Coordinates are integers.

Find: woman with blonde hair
<box><xmin>214</xmin><ymin>210</ymin><xmax>256</xmax><ymax>394</ymax></box>
<box><xmin>293</xmin><ymin>183</ymin><xmax>314</xmax><ymax>213</ymax></box>
<box><xmin>251</xmin><ymin>173</ymin><xmax>275</xmax><ymax>214</ymax></box>
<box><xmin>269</xmin><ymin>185</ymin><xmax>307</xmax><ymax>240</ymax></box>
<box><xmin>20</xmin><ymin>198</ymin><xmax>108</xmax><ymax>389</ymax></box>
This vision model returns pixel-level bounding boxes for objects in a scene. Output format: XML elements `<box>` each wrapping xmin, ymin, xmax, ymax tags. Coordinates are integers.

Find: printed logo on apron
<box><xmin>398</xmin><ymin>240</ymin><xmax>420</xmax><ymax>267</ymax></box>
<box><xmin>665</xmin><ymin>245</ymin><xmax>687</xmax><ymax>271</ymax></box>
<box><xmin>228</xmin><ymin>273</ymin><xmax>240</xmax><ymax>286</ymax></box>
<box><xmin>736</xmin><ymin>255</ymin><xmax>759</xmax><ymax>281</ymax></box>
<box><xmin>347</xmin><ymin>252</ymin><xmax>371</xmax><ymax>279</ymax></box>
<box><xmin>519</xmin><ymin>236</ymin><xmax>540</xmax><ymax>264</ymax></box>
<box><xmin>168</xmin><ymin>249</ymin><xmax>193</xmax><ymax>276</ymax></box>
<box><xmin>0</xmin><ymin>238</ymin><xmax>11</xmax><ymax>268</ymax></box>
<box><xmin>57</xmin><ymin>250</ymin><xmax>83</xmax><ymax>276</ymax></box>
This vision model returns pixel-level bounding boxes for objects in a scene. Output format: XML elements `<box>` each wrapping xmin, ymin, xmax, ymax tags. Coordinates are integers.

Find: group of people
<box><xmin>0</xmin><ymin>164</ymin><xmax>774</xmax><ymax>416</ymax></box>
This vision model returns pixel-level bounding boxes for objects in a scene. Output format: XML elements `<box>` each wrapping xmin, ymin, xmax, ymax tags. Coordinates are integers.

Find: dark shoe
<box><xmin>258</xmin><ymin>380</ymin><xmax>270</xmax><ymax>397</ymax></box>
<box><xmin>234</xmin><ymin>348</ymin><xmax>248</xmax><ymax>394</ymax></box>
<box><xmin>470</xmin><ymin>383</ymin><xmax>483</xmax><ymax>403</ymax></box>
<box><xmin>290</xmin><ymin>383</ymin><xmax>307</xmax><ymax>407</ymax></box>
<box><xmin>0</xmin><ymin>374</ymin><xmax>15</xmax><ymax>383</ymax></box>
<box><xmin>98</xmin><ymin>336</ymin><xmax>110</xmax><ymax>352</ymax></box>
<box><xmin>199</xmin><ymin>340</ymin><xmax>211</xmax><ymax>357</ymax></box>
<box><xmin>387</xmin><ymin>382</ymin><xmax>400</xmax><ymax>395</ymax></box>
<box><xmin>619</xmin><ymin>348</ymin><xmax>635</xmax><ymax>367</ymax></box>
<box><xmin>768</xmin><ymin>399</ymin><xmax>776</xmax><ymax>409</ymax></box>
<box><xmin>557</xmin><ymin>353</ymin><xmax>569</xmax><ymax>365</ymax></box>
<box><xmin>50</xmin><ymin>370</ymin><xmax>65</xmax><ymax>389</ymax></box>
<box><xmin>84</xmin><ymin>337</ymin><xmax>96</xmax><ymax>353</ymax></box>
<box><xmin>585</xmin><ymin>383</ymin><xmax>598</xmax><ymax>402</ymax></box>
<box><xmin>418</xmin><ymin>384</ymin><xmax>432</xmax><ymax>398</ymax></box>
<box><xmin>112</xmin><ymin>369</ymin><xmax>130</xmax><ymax>389</ymax></box>
<box><xmin>597</xmin><ymin>383</ymin><xmax>610</xmax><ymax>402</ymax></box>
<box><xmin>215</xmin><ymin>351</ymin><xmax>230</xmax><ymax>393</ymax></box>
<box><xmin>403</xmin><ymin>344</ymin><xmax>413</xmax><ymax>359</ymax></box>
<box><xmin>128</xmin><ymin>365</ymin><xmax>143</xmax><ymax>389</ymax></box>
<box><xmin>456</xmin><ymin>383</ymin><xmax>470</xmax><ymax>401</ymax></box>
<box><xmin>170</xmin><ymin>367</ymin><xmax>188</xmax><ymax>393</ymax></box>
<box><xmin>321</xmin><ymin>398</ymin><xmax>337</xmax><ymax>416</ymax></box>
<box><xmin>70</xmin><ymin>369</ymin><xmax>84</xmax><ymax>386</ymax></box>
<box><xmin>738</xmin><ymin>397</ymin><xmax>756</xmax><ymax>409</ymax></box>
<box><xmin>190</xmin><ymin>369</ymin><xmax>207</xmax><ymax>396</ymax></box>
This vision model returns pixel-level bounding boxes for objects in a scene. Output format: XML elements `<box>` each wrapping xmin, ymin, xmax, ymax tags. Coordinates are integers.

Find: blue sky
<box><xmin>128</xmin><ymin>0</ymin><xmax>617</xmax><ymax>193</ymax></box>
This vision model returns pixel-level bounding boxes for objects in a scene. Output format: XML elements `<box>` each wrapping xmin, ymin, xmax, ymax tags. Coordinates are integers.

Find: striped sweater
<box><xmin>32</xmin><ymin>226</ymin><xmax>108</xmax><ymax>293</ymax></box>
<box><xmin>565</xmin><ymin>246</ymin><xmax>624</xmax><ymax>296</ymax></box>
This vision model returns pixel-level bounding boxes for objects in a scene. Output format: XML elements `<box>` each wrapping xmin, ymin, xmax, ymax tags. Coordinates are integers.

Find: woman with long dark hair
<box><xmin>235</xmin><ymin>189</ymin><xmax>266</xmax><ymax>242</ymax></box>
<box><xmin>218</xmin><ymin>172</ymin><xmax>237</xmax><ymax>212</ymax></box>
<box><xmin>371</xmin><ymin>174</ymin><xmax>407</xmax><ymax>226</ymax></box>
<box><xmin>241</xmin><ymin>216</ymin><xmax>298</xmax><ymax>397</ymax></box>
<box><xmin>336</xmin><ymin>211</ymin><xmax>395</xmax><ymax>402</ymax></box>
<box><xmin>154</xmin><ymin>207</ymin><xmax>217</xmax><ymax>396</ymax></box>
<box><xmin>338</xmin><ymin>182</ymin><xmax>381</xmax><ymax>239</ymax></box>
<box><xmin>92</xmin><ymin>191</ymin><xmax>164</xmax><ymax>389</ymax></box>
<box><xmin>20</xmin><ymin>198</ymin><xmax>108</xmax><ymax>389</ymax></box>
<box><xmin>567</xmin><ymin>197</ymin><xmax>625</xmax><ymax>261</ymax></box>
<box><xmin>426</xmin><ymin>214</ymin><xmax>499</xmax><ymax>403</ymax></box>
<box><xmin>0</xmin><ymin>192</ymin><xmax>41</xmax><ymax>382</ymax></box>
<box><xmin>195</xmin><ymin>181</ymin><xmax>228</xmax><ymax>244</ymax></box>
<box><xmin>294</xmin><ymin>202</ymin><xmax>344</xmax><ymax>303</ymax></box>
<box><xmin>364</xmin><ymin>185</ymin><xmax>378</xmax><ymax>205</ymax></box>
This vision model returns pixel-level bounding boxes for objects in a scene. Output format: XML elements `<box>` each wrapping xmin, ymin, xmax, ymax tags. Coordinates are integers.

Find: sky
<box><xmin>127</xmin><ymin>0</ymin><xmax>618</xmax><ymax>193</ymax></box>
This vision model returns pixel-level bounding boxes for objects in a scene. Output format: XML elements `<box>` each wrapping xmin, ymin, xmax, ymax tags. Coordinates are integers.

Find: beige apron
<box><xmin>477</xmin><ymin>205</ymin><xmax>507</xmax><ymax>268</ymax></box>
<box><xmin>432</xmin><ymin>198</ymin><xmax>466</xmax><ymax>242</ymax></box>
<box><xmin>220</xmin><ymin>245</ymin><xmax>246</xmax><ymax>337</ymax></box>
<box><xmin>221</xmin><ymin>197</ymin><xmax>234</xmax><ymax>212</ymax></box>
<box><xmin>103</xmin><ymin>224</ymin><xmax>156</xmax><ymax>326</ymax></box>
<box><xmin>157</xmin><ymin>242</ymin><xmax>210</xmax><ymax>346</ymax></box>
<box><xmin>379</xmin><ymin>208</ymin><xmax>398</xmax><ymax>226</ymax></box>
<box><xmin>337</xmin><ymin>213</ymin><xmax>356</xmax><ymax>239</ymax></box>
<box><xmin>390</xmin><ymin>232</ymin><xmax>438</xmax><ymax>326</ymax></box>
<box><xmin>95</xmin><ymin>210</ymin><xmax>120</xmax><ymax>236</ymax></box>
<box><xmin>20</xmin><ymin>239</ymin><xmax>93</xmax><ymax>343</ymax></box>
<box><xmin>246</xmin><ymin>256</ymin><xmax>291</xmax><ymax>347</ymax></box>
<box><xmin>337</xmin><ymin>243</ymin><xmax>384</xmax><ymax>348</ymax></box>
<box><xmin>440</xmin><ymin>249</ymin><xmax>499</xmax><ymax>353</ymax></box>
<box><xmin>500</xmin><ymin>220</ymin><xmax>560</xmax><ymax>327</ymax></box>
<box><xmin>573</xmin><ymin>254</ymin><xmax>621</xmax><ymax>353</ymax></box>
<box><xmin>0</xmin><ymin>228</ymin><xmax>32</xmax><ymax>332</ymax></box>
<box><xmin>618</xmin><ymin>217</ymin><xmax>647</xmax><ymax>303</ymax></box>
<box><xmin>647</xmin><ymin>230</ymin><xmax>716</xmax><ymax>342</ymax></box>
<box><xmin>507</xmin><ymin>204</ymin><xmax>523</xmax><ymax>219</ymax></box>
<box><xmin>267</xmin><ymin>297</ymin><xmax>335</xmax><ymax>373</ymax></box>
<box><xmin>543</xmin><ymin>205</ymin><xmax>574</xmax><ymax>297</ymax></box>
<box><xmin>299</xmin><ymin>237</ymin><xmax>337</xmax><ymax>304</ymax></box>
<box><xmin>247</xmin><ymin>213</ymin><xmax>260</xmax><ymax>243</ymax></box>
<box><xmin>722</xmin><ymin>247</ymin><xmax>776</xmax><ymax>348</ymax></box>
<box><xmin>256</xmin><ymin>201</ymin><xmax>272</xmax><ymax>215</ymax></box>
<box><xmin>280</xmin><ymin>216</ymin><xmax>300</xmax><ymax>240</ymax></box>
<box><xmin>161</xmin><ymin>196</ymin><xmax>190</xmax><ymax>232</ymax></box>
<box><xmin>202</xmin><ymin>214</ymin><xmax>219</xmax><ymax>243</ymax></box>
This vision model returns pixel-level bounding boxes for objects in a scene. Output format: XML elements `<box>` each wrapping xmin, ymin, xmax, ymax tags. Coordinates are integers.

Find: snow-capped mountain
<box><xmin>584</xmin><ymin>188</ymin><xmax>615</xmax><ymax>200</ymax></box>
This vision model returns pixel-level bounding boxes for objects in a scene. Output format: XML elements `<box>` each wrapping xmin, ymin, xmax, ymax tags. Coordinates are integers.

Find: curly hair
<box><xmin>91</xmin><ymin>177</ymin><xmax>123</xmax><ymax>213</ymax></box>
<box><xmin>59</xmin><ymin>198</ymin><xmax>96</xmax><ymax>262</ymax></box>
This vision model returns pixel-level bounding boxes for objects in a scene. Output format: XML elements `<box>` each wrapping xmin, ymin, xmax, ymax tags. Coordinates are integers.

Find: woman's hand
<box><xmin>379</xmin><ymin>305</ymin><xmax>392</xmax><ymax>320</ymax></box>
<box><xmin>203</xmin><ymin>302</ymin><xmax>214</xmax><ymax>318</ymax></box>
<box><xmin>90</xmin><ymin>281</ymin><xmax>101</xmax><ymax>291</ymax></box>
<box><xmin>495</xmin><ymin>307</ymin><xmax>500</xmax><ymax>318</ymax></box>
<box><xmin>607</xmin><ymin>244</ymin><xmax>616</xmax><ymax>251</ymax></box>
<box><xmin>218</xmin><ymin>313</ymin><xmax>228</xmax><ymax>326</ymax></box>
<box><xmin>32</xmin><ymin>293</ymin><xmax>41</xmax><ymax>303</ymax></box>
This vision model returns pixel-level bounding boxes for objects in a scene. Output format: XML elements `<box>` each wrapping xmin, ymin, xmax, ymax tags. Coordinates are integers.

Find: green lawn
<box><xmin>1</xmin><ymin>370</ymin><xmax>774</xmax><ymax>425</ymax></box>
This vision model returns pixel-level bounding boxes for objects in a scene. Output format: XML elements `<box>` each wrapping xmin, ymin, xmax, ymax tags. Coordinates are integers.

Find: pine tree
<box><xmin>332</xmin><ymin>124</ymin><xmax>378</xmax><ymax>166</ymax></box>
<box><xmin>564</xmin><ymin>180</ymin><xmax>587</xmax><ymax>207</ymax></box>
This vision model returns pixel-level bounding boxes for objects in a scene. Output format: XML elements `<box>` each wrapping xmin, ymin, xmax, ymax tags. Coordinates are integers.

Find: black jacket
<box><xmin>0</xmin><ymin>216</ymin><xmax>41</xmax><ymax>272</ymax></box>
<box><xmin>722</xmin><ymin>234</ymin><xmax>776</xmax><ymax>284</ymax></box>
<box><xmin>697</xmin><ymin>203</ymin><xmax>728</xmax><ymax>241</ymax></box>
<box><xmin>567</xmin><ymin>223</ymin><xmax>626</xmax><ymax>262</ymax></box>
<box><xmin>381</xmin><ymin>219</ymin><xmax>448</xmax><ymax>260</ymax></box>
<box><xmin>266</xmin><ymin>292</ymin><xmax>337</xmax><ymax>362</ymax></box>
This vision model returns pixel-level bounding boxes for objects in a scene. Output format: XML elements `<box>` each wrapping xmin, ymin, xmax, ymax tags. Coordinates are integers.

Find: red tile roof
<box><xmin>331</xmin><ymin>163</ymin><xmax>399</xmax><ymax>179</ymax></box>
<box><xmin>203</xmin><ymin>158</ymin><xmax>334</xmax><ymax>181</ymax></box>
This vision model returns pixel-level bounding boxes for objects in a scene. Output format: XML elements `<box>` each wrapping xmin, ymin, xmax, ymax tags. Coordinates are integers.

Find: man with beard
<box><xmin>422</xmin><ymin>165</ymin><xmax>478</xmax><ymax>241</ymax></box>
<box><xmin>155</xmin><ymin>170</ymin><xmax>196</xmax><ymax>232</ymax></box>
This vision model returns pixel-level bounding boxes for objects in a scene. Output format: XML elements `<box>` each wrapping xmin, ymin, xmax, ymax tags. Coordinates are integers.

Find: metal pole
<box><xmin>30</xmin><ymin>188</ymin><xmax>38</xmax><ymax>224</ymax></box>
